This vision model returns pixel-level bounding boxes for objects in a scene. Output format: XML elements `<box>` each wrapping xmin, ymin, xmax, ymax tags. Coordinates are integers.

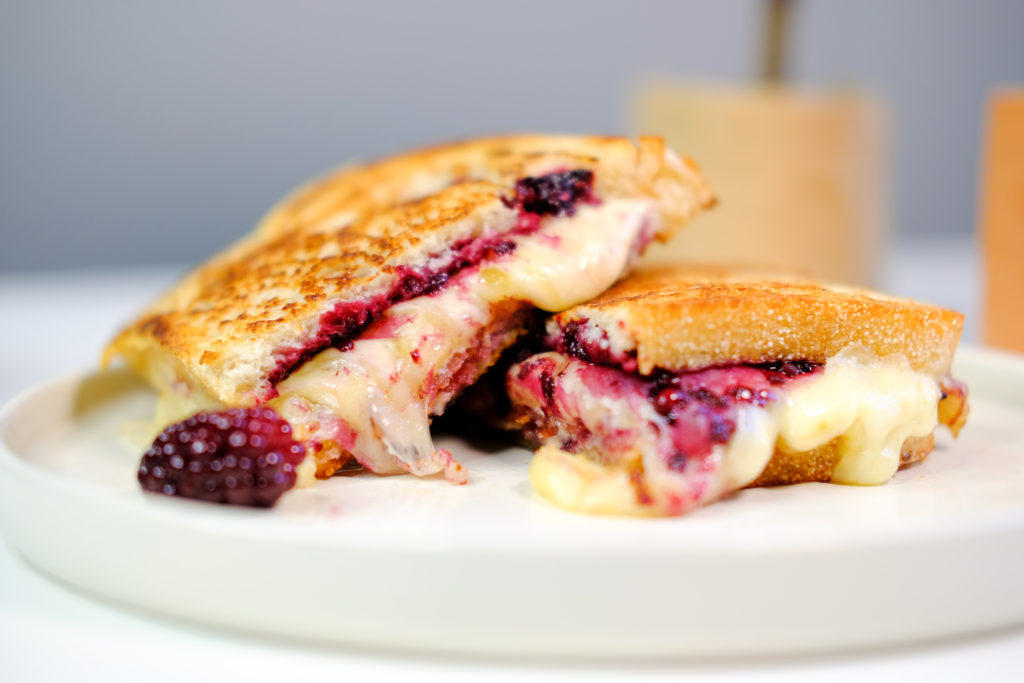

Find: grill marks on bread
<box><xmin>104</xmin><ymin>135</ymin><xmax>716</xmax><ymax>406</ymax></box>
<box><xmin>128</xmin><ymin>183</ymin><xmax>511</xmax><ymax>403</ymax></box>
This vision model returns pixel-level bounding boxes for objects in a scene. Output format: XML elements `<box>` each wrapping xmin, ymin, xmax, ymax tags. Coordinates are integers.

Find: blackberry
<box><xmin>540</xmin><ymin>368</ymin><xmax>557</xmax><ymax>404</ymax></box>
<box><xmin>138</xmin><ymin>407</ymin><xmax>305</xmax><ymax>507</ymax></box>
<box><xmin>756</xmin><ymin>359</ymin><xmax>821</xmax><ymax>384</ymax></box>
<box><xmin>504</xmin><ymin>169</ymin><xmax>595</xmax><ymax>218</ymax></box>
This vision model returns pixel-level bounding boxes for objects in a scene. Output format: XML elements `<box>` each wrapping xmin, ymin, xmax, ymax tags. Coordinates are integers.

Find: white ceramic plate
<box><xmin>1</xmin><ymin>348</ymin><xmax>1023</xmax><ymax>659</ymax></box>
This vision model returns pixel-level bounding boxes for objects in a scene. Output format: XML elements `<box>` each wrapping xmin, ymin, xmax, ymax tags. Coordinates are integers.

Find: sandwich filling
<box><xmin>139</xmin><ymin>170</ymin><xmax>662</xmax><ymax>504</ymax></box>
<box><xmin>507</xmin><ymin>332</ymin><xmax>968</xmax><ymax>516</ymax></box>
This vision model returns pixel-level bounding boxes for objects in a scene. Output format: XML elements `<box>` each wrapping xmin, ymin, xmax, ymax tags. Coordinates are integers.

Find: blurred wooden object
<box><xmin>761</xmin><ymin>0</ymin><xmax>794</xmax><ymax>83</ymax></box>
<box><xmin>980</xmin><ymin>89</ymin><xmax>1024</xmax><ymax>353</ymax></box>
<box><xmin>635</xmin><ymin>84</ymin><xmax>886</xmax><ymax>285</ymax></box>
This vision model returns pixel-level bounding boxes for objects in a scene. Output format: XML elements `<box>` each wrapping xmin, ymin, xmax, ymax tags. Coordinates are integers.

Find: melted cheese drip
<box><xmin>478</xmin><ymin>200</ymin><xmax>655</xmax><ymax>311</ymax></box>
<box><xmin>273</xmin><ymin>284</ymin><xmax>485</xmax><ymax>478</ymax></box>
<box><xmin>531</xmin><ymin>346</ymin><xmax>942</xmax><ymax>515</ymax></box>
<box><xmin>126</xmin><ymin>381</ymin><xmax>222</xmax><ymax>451</ymax></box>
<box><xmin>778</xmin><ymin>347</ymin><xmax>941</xmax><ymax>485</ymax></box>
<box><xmin>274</xmin><ymin>199</ymin><xmax>656</xmax><ymax>480</ymax></box>
<box><xmin>530</xmin><ymin>446</ymin><xmax>659</xmax><ymax>517</ymax></box>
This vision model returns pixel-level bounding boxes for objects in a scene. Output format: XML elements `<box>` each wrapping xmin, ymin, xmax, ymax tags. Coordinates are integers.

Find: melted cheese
<box><xmin>477</xmin><ymin>200</ymin><xmax>654</xmax><ymax>311</ymax></box>
<box><xmin>530</xmin><ymin>346</ymin><xmax>942</xmax><ymax>515</ymax></box>
<box><xmin>273</xmin><ymin>283</ymin><xmax>486</xmax><ymax>479</ymax></box>
<box><xmin>274</xmin><ymin>199</ymin><xmax>657</xmax><ymax>480</ymax></box>
<box><xmin>718</xmin><ymin>405</ymin><xmax>779</xmax><ymax>488</ymax></box>
<box><xmin>779</xmin><ymin>347</ymin><xmax>940</xmax><ymax>485</ymax></box>
<box><xmin>126</xmin><ymin>381</ymin><xmax>223</xmax><ymax>451</ymax></box>
<box><xmin>530</xmin><ymin>446</ymin><xmax>660</xmax><ymax>517</ymax></box>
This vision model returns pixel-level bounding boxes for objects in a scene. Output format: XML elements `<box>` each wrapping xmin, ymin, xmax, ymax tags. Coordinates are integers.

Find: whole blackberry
<box><xmin>138</xmin><ymin>407</ymin><xmax>305</xmax><ymax>507</ymax></box>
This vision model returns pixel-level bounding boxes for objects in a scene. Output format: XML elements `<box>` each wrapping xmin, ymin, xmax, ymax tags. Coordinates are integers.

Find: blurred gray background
<box><xmin>2</xmin><ymin>0</ymin><xmax>1022</xmax><ymax>273</ymax></box>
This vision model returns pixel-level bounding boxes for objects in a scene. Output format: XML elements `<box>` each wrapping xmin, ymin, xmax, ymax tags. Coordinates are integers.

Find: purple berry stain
<box><xmin>503</xmin><ymin>169</ymin><xmax>596</xmax><ymax>219</ymax></box>
<box><xmin>138</xmin><ymin>407</ymin><xmax>306</xmax><ymax>507</ymax></box>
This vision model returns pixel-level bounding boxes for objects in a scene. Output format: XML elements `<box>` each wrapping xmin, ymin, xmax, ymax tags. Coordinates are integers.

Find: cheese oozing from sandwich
<box><xmin>262</xmin><ymin>199</ymin><xmax>658</xmax><ymax>483</ymax></box>
<box><xmin>509</xmin><ymin>346</ymin><xmax>957</xmax><ymax>516</ymax></box>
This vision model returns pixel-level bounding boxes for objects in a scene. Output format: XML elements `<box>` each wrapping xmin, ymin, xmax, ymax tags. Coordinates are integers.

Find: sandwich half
<box><xmin>504</xmin><ymin>268</ymin><xmax>969</xmax><ymax>516</ymax></box>
<box><xmin>104</xmin><ymin>135</ymin><xmax>715</xmax><ymax>505</ymax></box>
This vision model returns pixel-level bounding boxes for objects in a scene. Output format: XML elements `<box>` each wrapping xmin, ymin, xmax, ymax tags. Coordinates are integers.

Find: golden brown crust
<box><xmin>554</xmin><ymin>267</ymin><xmax>964</xmax><ymax>378</ymax></box>
<box><xmin>104</xmin><ymin>135</ymin><xmax>715</xmax><ymax>406</ymax></box>
<box><xmin>938</xmin><ymin>377</ymin><xmax>969</xmax><ymax>437</ymax></box>
<box><xmin>748</xmin><ymin>440</ymin><xmax>843</xmax><ymax>487</ymax></box>
<box><xmin>255</xmin><ymin>134</ymin><xmax>713</xmax><ymax>243</ymax></box>
<box><xmin>748</xmin><ymin>433</ymin><xmax>935</xmax><ymax>488</ymax></box>
<box><xmin>898</xmin><ymin>433</ymin><xmax>936</xmax><ymax>469</ymax></box>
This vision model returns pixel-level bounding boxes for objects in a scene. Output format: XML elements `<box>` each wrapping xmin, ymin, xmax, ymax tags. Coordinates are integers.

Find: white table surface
<box><xmin>2</xmin><ymin>241</ymin><xmax>1022</xmax><ymax>682</ymax></box>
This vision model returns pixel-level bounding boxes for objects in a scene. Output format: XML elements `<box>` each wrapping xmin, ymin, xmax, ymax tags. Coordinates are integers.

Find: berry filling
<box><xmin>509</xmin><ymin>354</ymin><xmax>821</xmax><ymax>475</ymax></box>
<box><xmin>649</xmin><ymin>360</ymin><xmax>821</xmax><ymax>420</ymax></box>
<box><xmin>267</xmin><ymin>169</ymin><xmax>597</xmax><ymax>391</ymax></box>
<box><xmin>503</xmin><ymin>169</ymin><xmax>596</xmax><ymax>216</ymax></box>
<box><xmin>266</xmin><ymin>234</ymin><xmax>520</xmax><ymax>389</ymax></box>
<box><xmin>643</xmin><ymin>361</ymin><xmax>820</xmax><ymax>464</ymax></box>
<box><xmin>550</xmin><ymin>318</ymin><xmax>639</xmax><ymax>372</ymax></box>
<box><xmin>138</xmin><ymin>407</ymin><xmax>306</xmax><ymax>507</ymax></box>
<box><xmin>502</xmin><ymin>169</ymin><xmax>598</xmax><ymax>232</ymax></box>
<box><xmin>144</xmin><ymin>169</ymin><xmax>605</xmax><ymax>506</ymax></box>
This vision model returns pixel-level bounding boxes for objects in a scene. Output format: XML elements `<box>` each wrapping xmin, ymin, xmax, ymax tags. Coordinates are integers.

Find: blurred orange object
<box><xmin>980</xmin><ymin>89</ymin><xmax>1024</xmax><ymax>353</ymax></box>
<box><xmin>634</xmin><ymin>83</ymin><xmax>886</xmax><ymax>285</ymax></box>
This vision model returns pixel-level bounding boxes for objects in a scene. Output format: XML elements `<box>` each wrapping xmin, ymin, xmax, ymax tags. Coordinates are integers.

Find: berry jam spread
<box><xmin>649</xmin><ymin>360</ymin><xmax>820</xmax><ymax>421</ymax></box>
<box><xmin>267</xmin><ymin>169</ymin><xmax>596</xmax><ymax>391</ymax></box>
<box><xmin>138</xmin><ymin>407</ymin><xmax>306</xmax><ymax>507</ymax></box>
<box><xmin>512</xmin><ymin>353</ymin><xmax>821</xmax><ymax>474</ymax></box>
<box><xmin>502</xmin><ymin>169</ymin><xmax>597</xmax><ymax>232</ymax></box>
<box><xmin>552</xmin><ymin>319</ymin><xmax>639</xmax><ymax>373</ymax></box>
<box><xmin>644</xmin><ymin>361</ymin><xmax>820</xmax><ymax>469</ymax></box>
<box><xmin>267</xmin><ymin>235</ymin><xmax>520</xmax><ymax>388</ymax></box>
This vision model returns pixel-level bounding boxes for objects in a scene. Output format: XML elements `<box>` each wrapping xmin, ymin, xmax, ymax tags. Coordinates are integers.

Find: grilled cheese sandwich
<box><xmin>109</xmin><ymin>135</ymin><xmax>715</xmax><ymax>505</ymax></box>
<box><xmin>505</xmin><ymin>268</ymin><xmax>968</xmax><ymax>516</ymax></box>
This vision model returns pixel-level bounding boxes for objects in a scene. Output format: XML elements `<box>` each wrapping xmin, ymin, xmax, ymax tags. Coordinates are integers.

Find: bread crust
<box><xmin>748</xmin><ymin>433</ymin><xmax>934</xmax><ymax>488</ymax></box>
<box><xmin>553</xmin><ymin>267</ymin><xmax>964</xmax><ymax>378</ymax></box>
<box><xmin>255</xmin><ymin>134</ymin><xmax>713</xmax><ymax>242</ymax></box>
<box><xmin>104</xmin><ymin>136</ymin><xmax>715</xmax><ymax>406</ymax></box>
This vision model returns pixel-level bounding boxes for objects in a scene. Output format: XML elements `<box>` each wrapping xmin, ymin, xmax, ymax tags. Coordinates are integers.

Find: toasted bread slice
<box><xmin>105</xmin><ymin>136</ymin><xmax>714</xmax><ymax>409</ymax></box>
<box><xmin>111</xmin><ymin>136</ymin><xmax>718</xmax><ymax>504</ymax></box>
<box><xmin>746</xmin><ymin>433</ymin><xmax>935</xmax><ymax>488</ymax></box>
<box><xmin>506</xmin><ymin>267</ymin><xmax>968</xmax><ymax>516</ymax></box>
<box><xmin>255</xmin><ymin>135</ymin><xmax>711</xmax><ymax>241</ymax></box>
<box><xmin>550</xmin><ymin>266</ymin><xmax>963</xmax><ymax>378</ymax></box>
